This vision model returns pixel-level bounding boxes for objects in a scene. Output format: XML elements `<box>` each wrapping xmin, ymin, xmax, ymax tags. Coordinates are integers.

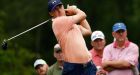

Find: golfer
<box><xmin>48</xmin><ymin>0</ymin><xmax>97</xmax><ymax>75</ymax></box>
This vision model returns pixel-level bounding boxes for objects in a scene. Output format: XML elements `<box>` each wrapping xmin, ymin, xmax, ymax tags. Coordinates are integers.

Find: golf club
<box><xmin>1</xmin><ymin>19</ymin><xmax>51</xmax><ymax>50</ymax></box>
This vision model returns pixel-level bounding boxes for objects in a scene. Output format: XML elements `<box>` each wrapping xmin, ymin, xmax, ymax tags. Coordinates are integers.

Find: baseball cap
<box><xmin>54</xmin><ymin>44</ymin><xmax>61</xmax><ymax>53</ymax></box>
<box><xmin>34</xmin><ymin>59</ymin><xmax>46</xmax><ymax>68</ymax></box>
<box><xmin>48</xmin><ymin>0</ymin><xmax>63</xmax><ymax>12</ymax></box>
<box><xmin>113</xmin><ymin>22</ymin><xmax>126</xmax><ymax>32</ymax></box>
<box><xmin>91</xmin><ymin>31</ymin><xmax>105</xmax><ymax>41</ymax></box>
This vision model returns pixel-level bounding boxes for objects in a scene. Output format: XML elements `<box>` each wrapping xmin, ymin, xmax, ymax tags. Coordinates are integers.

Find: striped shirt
<box><xmin>102</xmin><ymin>41</ymin><xmax>139</xmax><ymax>75</ymax></box>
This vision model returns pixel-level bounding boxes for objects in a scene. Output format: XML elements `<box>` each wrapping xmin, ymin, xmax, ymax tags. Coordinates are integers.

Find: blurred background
<box><xmin>0</xmin><ymin>0</ymin><xmax>140</xmax><ymax>74</ymax></box>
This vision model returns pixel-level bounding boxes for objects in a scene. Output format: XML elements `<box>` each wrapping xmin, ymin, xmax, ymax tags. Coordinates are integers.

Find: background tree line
<box><xmin>0</xmin><ymin>0</ymin><xmax>140</xmax><ymax>74</ymax></box>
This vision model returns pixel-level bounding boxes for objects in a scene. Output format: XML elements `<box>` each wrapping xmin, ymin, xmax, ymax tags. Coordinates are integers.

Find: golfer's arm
<box><xmin>70</xmin><ymin>8</ymin><xmax>92</xmax><ymax>36</ymax></box>
<box><xmin>78</xmin><ymin>19</ymin><xmax>92</xmax><ymax>36</ymax></box>
<box><xmin>72</xmin><ymin>9</ymin><xmax>86</xmax><ymax>25</ymax></box>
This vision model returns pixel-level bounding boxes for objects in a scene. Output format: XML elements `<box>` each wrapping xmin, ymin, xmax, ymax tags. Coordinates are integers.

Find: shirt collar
<box><xmin>56</xmin><ymin>62</ymin><xmax>63</xmax><ymax>70</ymax></box>
<box><xmin>90</xmin><ymin>48</ymin><xmax>102</xmax><ymax>57</ymax></box>
<box><xmin>113</xmin><ymin>40</ymin><xmax>130</xmax><ymax>48</ymax></box>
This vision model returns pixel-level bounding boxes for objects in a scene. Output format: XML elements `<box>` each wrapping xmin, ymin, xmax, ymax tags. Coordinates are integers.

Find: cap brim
<box><xmin>114</xmin><ymin>28</ymin><xmax>126</xmax><ymax>32</ymax></box>
<box><xmin>92</xmin><ymin>37</ymin><xmax>104</xmax><ymax>41</ymax></box>
<box><xmin>35</xmin><ymin>64</ymin><xmax>43</xmax><ymax>69</ymax></box>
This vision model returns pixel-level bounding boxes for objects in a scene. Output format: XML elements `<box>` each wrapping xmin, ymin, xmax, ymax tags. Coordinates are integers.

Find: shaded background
<box><xmin>0</xmin><ymin>0</ymin><xmax>140</xmax><ymax>74</ymax></box>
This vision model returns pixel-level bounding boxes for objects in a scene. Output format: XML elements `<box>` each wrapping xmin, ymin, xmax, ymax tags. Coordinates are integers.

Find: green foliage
<box><xmin>0</xmin><ymin>47</ymin><xmax>35</xmax><ymax>74</ymax></box>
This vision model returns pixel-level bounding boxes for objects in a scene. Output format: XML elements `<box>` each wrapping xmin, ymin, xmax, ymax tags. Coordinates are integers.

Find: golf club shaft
<box><xmin>7</xmin><ymin>19</ymin><xmax>51</xmax><ymax>41</ymax></box>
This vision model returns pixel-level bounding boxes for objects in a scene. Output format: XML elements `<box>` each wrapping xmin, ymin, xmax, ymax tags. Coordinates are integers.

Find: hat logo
<box><xmin>93</xmin><ymin>34</ymin><xmax>103</xmax><ymax>38</ymax></box>
<box><xmin>52</xmin><ymin>0</ymin><xmax>56</xmax><ymax>4</ymax></box>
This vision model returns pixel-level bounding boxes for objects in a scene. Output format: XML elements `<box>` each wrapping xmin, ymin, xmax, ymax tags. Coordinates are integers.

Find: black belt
<box><xmin>82</xmin><ymin>60</ymin><xmax>93</xmax><ymax>67</ymax></box>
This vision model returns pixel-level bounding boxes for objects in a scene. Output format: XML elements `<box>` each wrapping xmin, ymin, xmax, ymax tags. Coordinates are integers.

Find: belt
<box><xmin>82</xmin><ymin>60</ymin><xmax>93</xmax><ymax>67</ymax></box>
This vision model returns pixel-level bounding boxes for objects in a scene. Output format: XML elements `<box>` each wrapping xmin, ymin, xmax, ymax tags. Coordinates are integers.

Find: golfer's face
<box><xmin>51</xmin><ymin>5</ymin><xmax>65</xmax><ymax>17</ymax></box>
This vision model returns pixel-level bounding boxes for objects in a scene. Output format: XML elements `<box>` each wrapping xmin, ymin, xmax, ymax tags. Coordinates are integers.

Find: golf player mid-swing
<box><xmin>48</xmin><ymin>0</ymin><xmax>97</xmax><ymax>75</ymax></box>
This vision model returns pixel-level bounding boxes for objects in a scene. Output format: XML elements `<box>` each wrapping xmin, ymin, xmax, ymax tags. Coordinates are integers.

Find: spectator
<box><xmin>47</xmin><ymin>44</ymin><xmax>63</xmax><ymax>75</ymax></box>
<box><xmin>34</xmin><ymin>59</ymin><xmax>49</xmax><ymax>75</ymax></box>
<box><xmin>102</xmin><ymin>22</ymin><xmax>139</xmax><ymax>75</ymax></box>
<box><xmin>90</xmin><ymin>30</ymin><xmax>107</xmax><ymax>75</ymax></box>
<box><xmin>48</xmin><ymin>0</ymin><xmax>97</xmax><ymax>75</ymax></box>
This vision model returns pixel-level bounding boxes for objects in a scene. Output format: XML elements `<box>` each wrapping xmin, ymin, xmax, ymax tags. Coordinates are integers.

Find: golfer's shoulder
<box><xmin>53</xmin><ymin>16</ymin><xmax>72</xmax><ymax>24</ymax></box>
<box><xmin>54</xmin><ymin>16</ymin><xmax>68</xmax><ymax>21</ymax></box>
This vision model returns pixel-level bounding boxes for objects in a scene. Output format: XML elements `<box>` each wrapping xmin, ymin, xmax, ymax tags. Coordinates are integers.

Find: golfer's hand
<box><xmin>65</xmin><ymin>5</ymin><xmax>78</xmax><ymax>16</ymax></box>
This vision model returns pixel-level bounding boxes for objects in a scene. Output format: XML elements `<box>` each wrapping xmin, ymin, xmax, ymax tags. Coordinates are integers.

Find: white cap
<box><xmin>91</xmin><ymin>31</ymin><xmax>105</xmax><ymax>41</ymax></box>
<box><xmin>54</xmin><ymin>44</ymin><xmax>61</xmax><ymax>52</ymax></box>
<box><xmin>34</xmin><ymin>59</ymin><xmax>46</xmax><ymax>68</ymax></box>
<box><xmin>54</xmin><ymin>44</ymin><xmax>60</xmax><ymax>49</ymax></box>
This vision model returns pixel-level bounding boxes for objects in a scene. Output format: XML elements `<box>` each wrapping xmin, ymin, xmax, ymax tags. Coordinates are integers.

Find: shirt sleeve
<box><xmin>125</xmin><ymin>44</ymin><xmax>139</xmax><ymax>66</ymax></box>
